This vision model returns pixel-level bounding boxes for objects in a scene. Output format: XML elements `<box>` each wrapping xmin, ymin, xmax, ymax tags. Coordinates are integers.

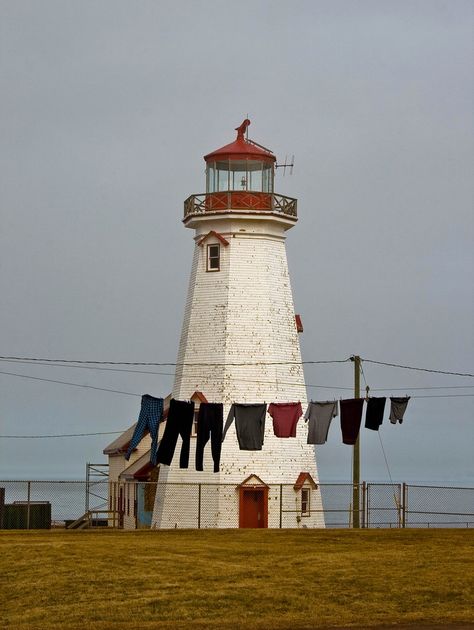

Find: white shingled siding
<box><xmin>107</xmin><ymin>435</ymin><xmax>152</xmax><ymax>483</ymax></box>
<box><xmin>151</xmin><ymin>213</ymin><xmax>324</xmax><ymax>529</ymax></box>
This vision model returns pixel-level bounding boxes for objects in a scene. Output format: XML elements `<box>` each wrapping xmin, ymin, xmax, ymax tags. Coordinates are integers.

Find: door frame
<box><xmin>239</xmin><ymin>485</ymin><xmax>269</xmax><ymax>528</ymax></box>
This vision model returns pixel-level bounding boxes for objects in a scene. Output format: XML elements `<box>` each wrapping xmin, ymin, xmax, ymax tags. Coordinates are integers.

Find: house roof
<box><xmin>103</xmin><ymin>423</ymin><xmax>138</xmax><ymax>455</ymax></box>
<box><xmin>119</xmin><ymin>451</ymin><xmax>155</xmax><ymax>481</ymax></box>
<box><xmin>294</xmin><ymin>472</ymin><xmax>318</xmax><ymax>491</ymax></box>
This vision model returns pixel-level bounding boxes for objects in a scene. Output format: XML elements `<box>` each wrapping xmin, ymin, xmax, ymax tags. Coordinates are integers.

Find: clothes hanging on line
<box><xmin>125</xmin><ymin>394</ymin><xmax>163</xmax><ymax>465</ymax></box>
<box><xmin>304</xmin><ymin>400</ymin><xmax>338</xmax><ymax>445</ymax></box>
<box><xmin>195</xmin><ymin>402</ymin><xmax>223</xmax><ymax>473</ymax></box>
<box><xmin>389</xmin><ymin>396</ymin><xmax>410</xmax><ymax>424</ymax></box>
<box><xmin>156</xmin><ymin>399</ymin><xmax>195</xmax><ymax>468</ymax></box>
<box><xmin>267</xmin><ymin>402</ymin><xmax>303</xmax><ymax>438</ymax></box>
<box><xmin>364</xmin><ymin>397</ymin><xmax>386</xmax><ymax>431</ymax></box>
<box><xmin>340</xmin><ymin>398</ymin><xmax>365</xmax><ymax>445</ymax></box>
<box><xmin>222</xmin><ymin>403</ymin><xmax>267</xmax><ymax>450</ymax></box>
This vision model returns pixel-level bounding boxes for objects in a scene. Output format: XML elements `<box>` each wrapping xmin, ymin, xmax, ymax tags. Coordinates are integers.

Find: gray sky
<box><xmin>1</xmin><ymin>0</ymin><xmax>473</xmax><ymax>483</ymax></box>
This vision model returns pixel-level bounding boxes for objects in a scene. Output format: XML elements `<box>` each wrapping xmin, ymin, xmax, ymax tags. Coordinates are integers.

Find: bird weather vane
<box><xmin>239</xmin><ymin>116</ymin><xmax>295</xmax><ymax>176</ymax></box>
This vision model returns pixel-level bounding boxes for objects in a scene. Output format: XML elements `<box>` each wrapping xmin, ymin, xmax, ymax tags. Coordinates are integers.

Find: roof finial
<box><xmin>235</xmin><ymin>118</ymin><xmax>251</xmax><ymax>140</ymax></box>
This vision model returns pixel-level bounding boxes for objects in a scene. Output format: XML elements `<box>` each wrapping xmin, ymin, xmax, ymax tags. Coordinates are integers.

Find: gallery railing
<box><xmin>183</xmin><ymin>192</ymin><xmax>297</xmax><ymax>219</ymax></box>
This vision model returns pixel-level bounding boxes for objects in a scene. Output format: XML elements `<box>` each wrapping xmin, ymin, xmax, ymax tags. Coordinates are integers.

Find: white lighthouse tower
<box><xmin>152</xmin><ymin>120</ymin><xmax>324</xmax><ymax>528</ymax></box>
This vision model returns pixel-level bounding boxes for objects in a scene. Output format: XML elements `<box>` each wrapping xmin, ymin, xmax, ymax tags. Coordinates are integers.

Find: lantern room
<box><xmin>205</xmin><ymin>119</ymin><xmax>275</xmax><ymax>194</ymax></box>
<box><xmin>183</xmin><ymin>119</ymin><xmax>297</xmax><ymax>220</ymax></box>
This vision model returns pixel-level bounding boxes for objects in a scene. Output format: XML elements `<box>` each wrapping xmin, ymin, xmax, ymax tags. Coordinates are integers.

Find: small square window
<box><xmin>301</xmin><ymin>488</ymin><xmax>311</xmax><ymax>516</ymax></box>
<box><xmin>207</xmin><ymin>244</ymin><xmax>220</xmax><ymax>271</ymax></box>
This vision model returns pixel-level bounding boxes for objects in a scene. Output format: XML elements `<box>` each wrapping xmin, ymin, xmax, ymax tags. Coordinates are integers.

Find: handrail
<box><xmin>184</xmin><ymin>192</ymin><xmax>297</xmax><ymax>219</ymax></box>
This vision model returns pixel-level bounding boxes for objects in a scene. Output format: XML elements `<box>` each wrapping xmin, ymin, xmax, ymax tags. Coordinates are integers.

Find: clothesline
<box><xmin>124</xmin><ymin>396</ymin><xmax>410</xmax><ymax>473</ymax></box>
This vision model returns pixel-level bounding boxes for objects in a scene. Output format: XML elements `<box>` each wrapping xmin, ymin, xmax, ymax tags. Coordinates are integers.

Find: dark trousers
<box><xmin>195</xmin><ymin>403</ymin><xmax>223</xmax><ymax>473</ymax></box>
<box><xmin>156</xmin><ymin>399</ymin><xmax>195</xmax><ymax>468</ymax></box>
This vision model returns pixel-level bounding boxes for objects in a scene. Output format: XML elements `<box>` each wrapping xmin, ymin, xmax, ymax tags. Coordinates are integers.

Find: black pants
<box><xmin>195</xmin><ymin>403</ymin><xmax>223</xmax><ymax>473</ymax></box>
<box><xmin>156</xmin><ymin>399</ymin><xmax>195</xmax><ymax>468</ymax></box>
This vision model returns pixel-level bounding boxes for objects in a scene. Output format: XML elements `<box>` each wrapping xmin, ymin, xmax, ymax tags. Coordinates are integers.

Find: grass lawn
<box><xmin>0</xmin><ymin>529</ymin><xmax>473</xmax><ymax>629</ymax></box>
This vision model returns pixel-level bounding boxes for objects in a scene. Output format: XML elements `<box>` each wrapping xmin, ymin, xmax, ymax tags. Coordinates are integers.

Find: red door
<box><xmin>240</xmin><ymin>488</ymin><xmax>267</xmax><ymax>528</ymax></box>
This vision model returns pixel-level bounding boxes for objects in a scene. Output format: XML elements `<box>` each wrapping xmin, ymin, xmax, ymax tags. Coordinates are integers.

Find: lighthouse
<box><xmin>152</xmin><ymin>120</ymin><xmax>324</xmax><ymax>528</ymax></box>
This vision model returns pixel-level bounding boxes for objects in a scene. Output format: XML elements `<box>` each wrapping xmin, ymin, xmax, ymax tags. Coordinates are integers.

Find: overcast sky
<box><xmin>1</xmin><ymin>0</ymin><xmax>473</xmax><ymax>484</ymax></box>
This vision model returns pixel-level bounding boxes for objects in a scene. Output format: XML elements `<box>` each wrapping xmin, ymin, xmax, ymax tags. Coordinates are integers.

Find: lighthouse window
<box><xmin>207</xmin><ymin>244</ymin><xmax>220</xmax><ymax>271</ymax></box>
<box><xmin>262</xmin><ymin>163</ymin><xmax>273</xmax><ymax>192</ymax></box>
<box><xmin>229</xmin><ymin>161</ymin><xmax>248</xmax><ymax>191</ymax></box>
<box><xmin>301</xmin><ymin>488</ymin><xmax>311</xmax><ymax>516</ymax></box>
<box><xmin>217</xmin><ymin>167</ymin><xmax>229</xmax><ymax>192</ymax></box>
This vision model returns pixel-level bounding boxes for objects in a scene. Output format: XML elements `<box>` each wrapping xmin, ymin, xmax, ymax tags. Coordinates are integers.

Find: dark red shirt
<box><xmin>268</xmin><ymin>402</ymin><xmax>303</xmax><ymax>438</ymax></box>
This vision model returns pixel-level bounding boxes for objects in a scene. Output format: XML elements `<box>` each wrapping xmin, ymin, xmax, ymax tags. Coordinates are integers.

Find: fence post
<box><xmin>361</xmin><ymin>481</ymin><xmax>366</xmax><ymax>528</ymax></box>
<box><xmin>401</xmin><ymin>483</ymin><xmax>407</xmax><ymax>528</ymax></box>
<box><xmin>197</xmin><ymin>484</ymin><xmax>201</xmax><ymax>529</ymax></box>
<box><xmin>26</xmin><ymin>481</ymin><xmax>31</xmax><ymax>530</ymax></box>
<box><xmin>279</xmin><ymin>484</ymin><xmax>283</xmax><ymax>529</ymax></box>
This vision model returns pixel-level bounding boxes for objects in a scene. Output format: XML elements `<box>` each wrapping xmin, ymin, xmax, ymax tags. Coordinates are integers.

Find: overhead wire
<box><xmin>0</xmin><ymin>370</ymin><xmax>139</xmax><ymax>397</ymax></box>
<box><xmin>0</xmin><ymin>355</ymin><xmax>351</xmax><ymax>367</ymax></box>
<box><xmin>1</xmin><ymin>359</ymin><xmax>473</xmax><ymax>391</ymax></box>
<box><xmin>0</xmin><ymin>431</ymin><xmax>125</xmax><ymax>438</ymax></box>
<box><xmin>1</xmin><ymin>369</ymin><xmax>474</xmax><ymax>399</ymax></box>
<box><xmin>0</xmin><ymin>358</ymin><xmax>175</xmax><ymax>377</ymax></box>
<box><xmin>1</xmin><ymin>354</ymin><xmax>472</xmax><ymax>376</ymax></box>
<box><xmin>361</xmin><ymin>357</ymin><xmax>473</xmax><ymax>378</ymax></box>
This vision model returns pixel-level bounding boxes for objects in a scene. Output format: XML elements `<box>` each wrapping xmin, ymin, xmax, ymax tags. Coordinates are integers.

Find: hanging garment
<box><xmin>304</xmin><ymin>400</ymin><xmax>338</xmax><ymax>445</ymax></box>
<box><xmin>389</xmin><ymin>397</ymin><xmax>410</xmax><ymax>424</ymax></box>
<box><xmin>364</xmin><ymin>397</ymin><xmax>386</xmax><ymax>431</ymax></box>
<box><xmin>156</xmin><ymin>399</ymin><xmax>195</xmax><ymax>468</ymax></box>
<box><xmin>340</xmin><ymin>398</ymin><xmax>365</xmax><ymax>445</ymax></box>
<box><xmin>222</xmin><ymin>403</ymin><xmax>267</xmax><ymax>450</ymax></box>
<box><xmin>195</xmin><ymin>402</ymin><xmax>224</xmax><ymax>473</ymax></box>
<box><xmin>125</xmin><ymin>395</ymin><xmax>163</xmax><ymax>465</ymax></box>
<box><xmin>267</xmin><ymin>402</ymin><xmax>303</xmax><ymax>438</ymax></box>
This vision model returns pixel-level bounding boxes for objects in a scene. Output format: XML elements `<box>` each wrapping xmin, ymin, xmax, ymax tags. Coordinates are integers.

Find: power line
<box><xmin>1</xmin><ymin>354</ymin><xmax>471</xmax><ymax>376</ymax></box>
<box><xmin>2</xmin><ymin>359</ymin><xmax>473</xmax><ymax>390</ymax></box>
<box><xmin>0</xmin><ymin>431</ymin><xmax>124</xmax><ymax>439</ymax></box>
<box><xmin>0</xmin><ymin>355</ymin><xmax>351</xmax><ymax>367</ymax></box>
<box><xmin>361</xmin><ymin>358</ymin><xmax>474</xmax><ymax>378</ymax></box>
<box><xmin>0</xmin><ymin>359</ymin><xmax>175</xmax><ymax>377</ymax></box>
<box><xmin>0</xmin><ymin>370</ymin><xmax>139</xmax><ymax>397</ymax></box>
<box><xmin>1</xmin><ymin>370</ymin><xmax>474</xmax><ymax>399</ymax></box>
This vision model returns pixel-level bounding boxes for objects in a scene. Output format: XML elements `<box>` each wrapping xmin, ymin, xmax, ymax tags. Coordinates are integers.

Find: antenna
<box><xmin>275</xmin><ymin>154</ymin><xmax>295</xmax><ymax>176</ymax></box>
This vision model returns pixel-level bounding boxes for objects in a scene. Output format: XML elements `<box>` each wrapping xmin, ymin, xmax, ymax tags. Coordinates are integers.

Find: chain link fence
<box><xmin>0</xmin><ymin>480</ymin><xmax>472</xmax><ymax>529</ymax></box>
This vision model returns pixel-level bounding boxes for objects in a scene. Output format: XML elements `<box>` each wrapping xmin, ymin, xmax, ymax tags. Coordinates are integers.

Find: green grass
<box><xmin>1</xmin><ymin>529</ymin><xmax>473</xmax><ymax>629</ymax></box>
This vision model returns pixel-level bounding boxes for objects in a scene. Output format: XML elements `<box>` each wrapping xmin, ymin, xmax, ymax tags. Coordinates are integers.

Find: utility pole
<box><xmin>351</xmin><ymin>355</ymin><xmax>361</xmax><ymax>528</ymax></box>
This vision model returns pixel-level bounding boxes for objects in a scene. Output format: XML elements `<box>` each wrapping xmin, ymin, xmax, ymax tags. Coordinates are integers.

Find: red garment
<box><xmin>340</xmin><ymin>398</ymin><xmax>365</xmax><ymax>445</ymax></box>
<box><xmin>268</xmin><ymin>402</ymin><xmax>303</xmax><ymax>438</ymax></box>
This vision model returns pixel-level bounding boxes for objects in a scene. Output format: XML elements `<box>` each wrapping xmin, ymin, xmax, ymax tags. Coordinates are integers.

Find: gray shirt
<box><xmin>304</xmin><ymin>400</ymin><xmax>338</xmax><ymax>444</ymax></box>
<box><xmin>222</xmin><ymin>403</ymin><xmax>267</xmax><ymax>450</ymax></box>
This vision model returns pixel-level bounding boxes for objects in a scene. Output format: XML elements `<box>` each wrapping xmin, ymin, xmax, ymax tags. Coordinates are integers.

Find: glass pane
<box><xmin>206</xmin><ymin>164</ymin><xmax>216</xmax><ymax>193</ymax></box>
<box><xmin>209</xmin><ymin>245</ymin><xmax>219</xmax><ymax>257</ymax></box>
<box><xmin>249</xmin><ymin>168</ymin><xmax>262</xmax><ymax>191</ymax></box>
<box><xmin>262</xmin><ymin>164</ymin><xmax>273</xmax><ymax>192</ymax></box>
<box><xmin>217</xmin><ymin>168</ymin><xmax>229</xmax><ymax>192</ymax></box>
<box><xmin>228</xmin><ymin>161</ymin><xmax>247</xmax><ymax>191</ymax></box>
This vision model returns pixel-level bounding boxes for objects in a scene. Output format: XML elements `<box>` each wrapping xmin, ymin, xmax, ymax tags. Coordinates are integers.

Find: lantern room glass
<box><xmin>206</xmin><ymin>160</ymin><xmax>274</xmax><ymax>193</ymax></box>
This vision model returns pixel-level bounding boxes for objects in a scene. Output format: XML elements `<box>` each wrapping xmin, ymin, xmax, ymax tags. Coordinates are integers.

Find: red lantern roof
<box><xmin>204</xmin><ymin>119</ymin><xmax>276</xmax><ymax>163</ymax></box>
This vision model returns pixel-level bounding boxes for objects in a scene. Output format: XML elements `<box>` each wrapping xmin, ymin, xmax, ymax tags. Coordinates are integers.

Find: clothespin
<box><xmin>365</xmin><ymin>386</ymin><xmax>370</xmax><ymax>401</ymax></box>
